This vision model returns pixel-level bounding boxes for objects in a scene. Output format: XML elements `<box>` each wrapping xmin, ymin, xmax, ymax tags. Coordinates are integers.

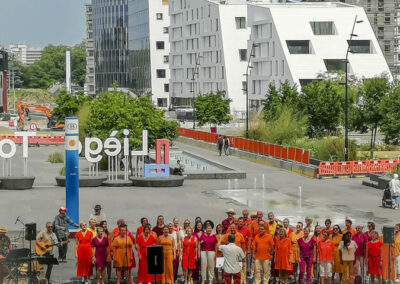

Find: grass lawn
<box><xmin>358</xmin><ymin>150</ymin><xmax>400</xmax><ymax>160</ymax></box>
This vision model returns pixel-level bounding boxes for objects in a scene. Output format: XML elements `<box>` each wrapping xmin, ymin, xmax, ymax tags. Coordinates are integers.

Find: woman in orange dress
<box><xmin>112</xmin><ymin>224</ymin><xmax>134</xmax><ymax>284</ymax></box>
<box><xmin>275</xmin><ymin>228</ymin><xmax>292</xmax><ymax>284</ymax></box>
<box><xmin>290</xmin><ymin>222</ymin><xmax>304</xmax><ymax>280</ymax></box>
<box><xmin>331</xmin><ymin>225</ymin><xmax>343</xmax><ymax>283</ymax></box>
<box><xmin>158</xmin><ymin>226</ymin><xmax>176</xmax><ymax>284</ymax></box>
<box><xmin>100</xmin><ymin>221</ymin><xmax>113</xmax><ymax>282</ymax></box>
<box><xmin>75</xmin><ymin>221</ymin><xmax>93</xmax><ymax>282</ymax></box>
<box><xmin>136</xmin><ymin>224</ymin><xmax>158</xmax><ymax>284</ymax></box>
<box><xmin>215</xmin><ymin>224</ymin><xmax>224</xmax><ymax>284</ymax></box>
<box><xmin>180</xmin><ymin>227</ymin><xmax>198</xmax><ymax>284</ymax></box>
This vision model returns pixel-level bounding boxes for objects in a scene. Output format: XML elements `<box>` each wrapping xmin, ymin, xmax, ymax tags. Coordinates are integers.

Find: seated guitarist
<box><xmin>36</xmin><ymin>222</ymin><xmax>58</xmax><ymax>284</ymax></box>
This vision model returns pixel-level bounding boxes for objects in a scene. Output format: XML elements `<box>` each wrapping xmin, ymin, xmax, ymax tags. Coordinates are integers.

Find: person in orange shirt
<box><xmin>342</xmin><ymin>219</ymin><xmax>356</xmax><ymax>236</ymax></box>
<box><xmin>242</xmin><ymin>210</ymin><xmax>252</xmax><ymax>228</ymax></box>
<box><xmin>274</xmin><ymin>228</ymin><xmax>292</xmax><ymax>284</ymax></box>
<box><xmin>318</xmin><ymin>231</ymin><xmax>334</xmax><ymax>284</ymax></box>
<box><xmin>252</xmin><ymin>225</ymin><xmax>274</xmax><ymax>284</ymax></box>
<box><xmin>237</xmin><ymin>218</ymin><xmax>250</xmax><ymax>284</ymax></box>
<box><xmin>290</xmin><ymin>222</ymin><xmax>304</xmax><ymax>281</ymax></box>
<box><xmin>220</xmin><ymin>224</ymin><xmax>246</xmax><ymax>252</ymax></box>
<box><xmin>283</xmin><ymin>219</ymin><xmax>293</xmax><ymax>236</ymax></box>
<box><xmin>249</xmin><ymin>211</ymin><xmax>269</xmax><ymax>240</ymax></box>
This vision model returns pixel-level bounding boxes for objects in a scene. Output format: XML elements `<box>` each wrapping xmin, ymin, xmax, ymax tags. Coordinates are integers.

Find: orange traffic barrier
<box><xmin>319</xmin><ymin>162</ymin><xmax>336</xmax><ymax>176</ymax></box>
<box><xmin>295</xmin><ymin>148</ymin><xmax>303</xmax><ymax>163</ymax></box>
<box><xmin>282</xmin><ymin>147</ymin><xmax>288</xmax><ymax>160</ymax></box>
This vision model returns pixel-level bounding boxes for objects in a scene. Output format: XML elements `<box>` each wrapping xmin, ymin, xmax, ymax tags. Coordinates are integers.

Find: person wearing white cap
<box><xmin>53</xmin><ymin>207</ymin><xmax>79</xmax><ymax>262</ymax></box>
<box><xmin>222</xmin><ymin>208</ymin><xmax>236</xmax><ymax>234</ymax></box>
<box><xmin>390</xmin><ymin>173</ymin><xmax>400</xmax><ymax>209</ymax></box>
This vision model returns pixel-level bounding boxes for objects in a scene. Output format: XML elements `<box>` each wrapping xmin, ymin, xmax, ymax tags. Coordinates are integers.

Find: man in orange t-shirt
<box><xmin>342</xmin><ymin>219</ymin><xmax>356</xmax><ymax>236</ymax></box>
<box><xmin>249</xmin><ymin>211</ymin><xmax>269</xmax><ymax>240</ymax></box>
<box><xmin>252</xmin><ymin>225</ymin><xmax>274</xmax><ymax>284</ymax></box>
<box><xmin>237</xmin><ymin>218</ymin><xmax>250</xmax><ymax>284</ymax></box>
<box><xmin>242</xmin><ymin>209</ymin><xmax>252</xmax><ymax>228</ymax></box>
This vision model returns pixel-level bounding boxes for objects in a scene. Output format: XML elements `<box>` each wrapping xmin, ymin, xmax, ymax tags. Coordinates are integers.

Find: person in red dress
<box><xmin>75</xmin><ymin>221</ymin><xmax>93</xmax><ymax>282</ymax></box>
<box><xmin>274</xmin><ymin>228</ymin><xmax>292</xmax><ymax>284</ymax></box>
<box><xmin>136</xmin><ymin>217</ymin><xmax>148</xmax><ymax>238</ymax></box>
<box><xmin>180</xmin><ymin>227</ymin><xmax>198</xmax><ymax>284</ymax></box>
<box><xmin>366</xmin><ymin>231</ymin><xmax>383</xmax><ymax>284</ymax></box>
<box><xmin>136</xmin><ymin>224</ymin><xmax>158</xmax><ymax>284</ymax></box>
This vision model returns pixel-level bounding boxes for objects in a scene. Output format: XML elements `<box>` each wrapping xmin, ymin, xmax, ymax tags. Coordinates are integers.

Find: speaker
<box><xmin>383</xmin><ymin>226</ymin><xmax>394</xmax><ymax>244</ymax></box>
<box><xmin>147</xmin><ymin>245</ymin><xmax>163</xmax><ymax>274</ymax></box>
<box><xmin>25</xmin><ymin>223</ymin><xmax>36</xmax><ymax>241</ymax></box>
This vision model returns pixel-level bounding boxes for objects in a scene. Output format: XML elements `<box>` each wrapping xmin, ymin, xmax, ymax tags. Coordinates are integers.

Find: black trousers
<box><xmin>57</xmin><ymin>236</ymin><xmax>68</xmax><ymax>260</ymax></box>
<box><xmin>43</xmin><ymin>252</ymin><xmax>53</xmax><ymax>282</ymax></box>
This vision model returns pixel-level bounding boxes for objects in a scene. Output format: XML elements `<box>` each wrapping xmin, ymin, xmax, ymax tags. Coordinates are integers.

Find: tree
<box><xmin>51</xmin><ymin>89</ymin><xmax>89</xmax><ymax>124</ymax></box>
<box><xmin>300</xmin><ymin>80</ymin><xmax>344</xmax><ymax>137</ymax></box>
<box><xmin>352</xmin><ymin>76</ymin><xmax>390</xmax><ymax>157</ymax></box>
<box><xmin>263</xmin><ymin>82</ymin><xmax>300</xmax><ymax>120</ymax></box>
<box><xmin>21</xmin><ymin>42</ymin><xmax>86</xmax><ymax>89</ymax></box>
<box><xmin>85</xmin><ymin>91</ymin><xmax>178</xmax><ymax>149</ymax></box>
<box><xmin>379</xmin><ymin>83</ymin><xmax>400</xmax><ymax>144</ymax></box>
<box><xmin>194</xmin><ymin>91</ymin><xmax>231</xmax><ymax>127</ymax></box>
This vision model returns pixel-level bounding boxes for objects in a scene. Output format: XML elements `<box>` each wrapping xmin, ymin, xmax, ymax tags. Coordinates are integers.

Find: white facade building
<box><xmin>9</xmin><ymin>44</ymin><xmax>42</xmax><ymax>65</ymax></box>
<box><xmin>169</xmin><ymin>0</ymin><xmax>256</xmax><ymax>116</ymax></box>
<box><xmin>247</xmin><ymin>2</ymin><xmax>392</xmax><ymax>108</ymax></box>
<box><xmin>128</xmin><ymin>0</ymin><xmax>170</xmax><ymax>108</ymax></box>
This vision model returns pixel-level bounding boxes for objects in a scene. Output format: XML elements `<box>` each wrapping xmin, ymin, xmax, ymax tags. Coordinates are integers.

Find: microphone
<box><xmin>15</xmin><ymin>216</ymin><xmax>20</xmax><ymax>224</ymax></box>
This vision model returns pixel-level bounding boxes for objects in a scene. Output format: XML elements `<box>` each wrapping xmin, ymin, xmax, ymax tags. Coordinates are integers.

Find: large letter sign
<box><xmin>65</xmin><ymin>117</ymin><xmax>79</xmax><ymax>226</ymax></box>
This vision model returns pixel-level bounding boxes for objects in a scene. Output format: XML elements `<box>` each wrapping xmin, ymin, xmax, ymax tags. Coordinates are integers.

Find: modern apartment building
<box><xmin>91</xmin><ymin>0</ymin><xmax>130</xmax><ymax>92</ymax></box>
<box><xmin>84</xmin><ymin>4</ymin><xmax>96</xmax><ymax>96</ymax></box>
<box><xmin>169</xmin><ymin>0</ymin><xmax>255</xmax><ymax>116</ymax></box>
<box><xmin>247</xmin><ymin>2</ymin><xmax>391</xmax><ymax>109</ymax></box>
<box><xmin>303</xmin><ymin>0</ymin><xmax>400</xmax><ymax>80</ymax></box>
<box><xmin>128</xmin><ymin>0</ymin><xmax>170</xmax><ymax>108</ymax></box>
<box><xmin>8</xmin><ymin>44</ymin><xmax>42</xmax><ymax>65</ymax></box>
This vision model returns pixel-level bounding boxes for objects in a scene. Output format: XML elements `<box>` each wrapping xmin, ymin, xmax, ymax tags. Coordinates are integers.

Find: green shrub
<box><xmin>47</xmin><ymin>152</ymin><xmax>64</xmax><ymax>163</ymax></box>
<box><xmin>59</xmin><ymin>166</ymin><xmax>65</xmax><ymax>176</ymax></box>
<box><xmin>293</xmin><ymin>137</ymin><xmax>357</xmax><ymax>161</ymax></box>
<box><xmin>249</xmin><ymin>107</ymin><xmax>308</xmax><ymax>145</ymax></box>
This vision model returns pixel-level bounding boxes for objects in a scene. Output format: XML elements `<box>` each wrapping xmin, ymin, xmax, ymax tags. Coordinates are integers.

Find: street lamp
<box><xmin>191</xmin><ymin>54</ymin><xmax>202</xmax><ymax>130</ymax></box>
<box><xmin>344</xmin><ymin>16</ymin><xmax>363</xmax><ymax>161</ymax></box>
<box><xmin>244</xmin><ymin>42</ymin><xmax>259</xmax><ymax>139</ymax></box>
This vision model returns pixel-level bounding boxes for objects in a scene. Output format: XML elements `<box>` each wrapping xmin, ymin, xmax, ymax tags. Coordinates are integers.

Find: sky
<box><xmin>0</xmin><ymin>0</ymin><xmax>88</xmax><ymax>49</ymax></box>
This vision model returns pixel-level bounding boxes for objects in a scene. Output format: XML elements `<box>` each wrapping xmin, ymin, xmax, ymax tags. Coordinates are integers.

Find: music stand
<box><xmin>36</xmin><ymin>256</ymin><xmax>59</xmax><ymax>265</ymax></box>
<box><xmin>6</xmin><ymin>248</ymin><xmax>30</xmax><ymax>259</ymax></box>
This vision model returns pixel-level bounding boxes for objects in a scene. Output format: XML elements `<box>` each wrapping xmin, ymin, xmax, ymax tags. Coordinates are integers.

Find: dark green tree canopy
<box><xmin>194</xmin><ymin>91</ymin><xmax>231</xmax><ymax>126</ymax></box>
<box><xmin>51</xmin><ymin>89</ymin><xmax>89</xmax><ymax>124</ymax></box>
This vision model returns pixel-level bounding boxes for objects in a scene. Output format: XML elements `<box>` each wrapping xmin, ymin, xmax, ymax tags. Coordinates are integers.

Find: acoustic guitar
<box><xmin>35</xmin><ymin>240</ymin><xmax>69</xmax><ymax>256</ymax></box>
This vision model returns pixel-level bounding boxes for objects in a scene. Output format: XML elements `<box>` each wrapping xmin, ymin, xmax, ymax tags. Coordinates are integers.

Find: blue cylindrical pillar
<box><xmin>65</xmin><ymin>117</ymin><xmax>79</xmax><ymax>227</ymax></box>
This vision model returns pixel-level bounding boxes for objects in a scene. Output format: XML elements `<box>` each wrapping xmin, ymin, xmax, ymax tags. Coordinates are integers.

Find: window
<box><xmin>384</xmin><ymin>40</ymin><xmax>391</xmax><ymax>52</ymax></box>
<box><xmin>164</xmin><ymin>55</ymin><xmax>169</xmax><ymax>64</ymax></box>
<box><xmin>239</xmin><ymin>49</ymin><xmax>247</xmax><ymax>61</ymax></box>
<box><xmin>242</xmin><ymin>81</ymin><xmax>247</xmax><ymax>92</ymax></box>
<box><xmin>348</xmin><ymin>40</ymin><xmax>372</xmax><ymax>53</ymax></box>
<box><xmin>163</xmin><ymin>27</ymin><xmax>169</xmax><ymax>34</ymax></box>
<box><xmin>156</xmin><ymin>41</ymin><xmax>165</xmax><ymax>49</ymax></box>
<box><xmin>385</xmin><ymin>13</ymin><xmax>391</xmax><ymax>25</ymax></box>
<box><xmin>310</xmin><ymin>22</ymin><xmax>335</xmax><ymax>35</ymax></box>
<box><xmin>235</xmin><ymin>17</ymin><xmax>246</xmax><ymax>29</ymax></box>
<box><xmin>157</xmin><ymin>69</ymin><xmax>166</xmax><ymax>78</ymax></box>
<box><xmin>156</xmin><ymin>13</ymin><xmax>163</xmax><ymax>20</ymax></box>
<box><xmin>286</xmin><ymin>40</ymin><xmax>311</xmax><ymax>54</ymax></box>
<box><xmin>216</xmin><ymin>19</ymin><xmax>219</xmax><ymax>31</ymax></box>
<box><xmin>378</xmin><ymin>0</ymin><xmax>384</xmax><ymax>11</ymax></box>
<box><xmin>378</xmin><ymin>26</ymin><xmax>384</xmax><ymax>39</ymax></box>
<box><xmin>323</xmin><ymin>59</ymin><xmax>346</xmax><ymax>72</ymax></box>
<box><xmin>164</xmin><ymin>84</ymin><xmax>169</xmax><ymax>92</ymax></box>
<box><xmin>157</xmin><ymin>98</ymin><xmax>167</xmax><ymax>107</ymax></box>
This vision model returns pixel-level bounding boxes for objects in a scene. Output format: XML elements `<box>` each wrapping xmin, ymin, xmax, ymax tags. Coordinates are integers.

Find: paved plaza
<box><xmin>0</xmin><ymin>141</ymin><xmax>399</xmax><ymax>283</ymax></box>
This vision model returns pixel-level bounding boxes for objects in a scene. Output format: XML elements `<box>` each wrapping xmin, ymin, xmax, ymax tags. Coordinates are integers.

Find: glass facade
<box><xmin>92</xmin><ymin>0</ymin><xmax>130</xmax><ymax>92</ymax></box>
<box><xmin>127</xmin><ymin>0</ymin><xmax>151</xmax><ymax>95</ymax></box>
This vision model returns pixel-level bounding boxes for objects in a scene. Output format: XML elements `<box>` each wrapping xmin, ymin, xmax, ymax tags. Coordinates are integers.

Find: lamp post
<box><xmin>244</xmin><ymin>42</ymin><xmax>259</xmax><ymax>139</ymax></box>
<box><xmin>344</xmin><ymin>16</ymin><xmax>363</xmax><ymax>161</ymax></box>
<box><xmin>191</xmin><ymin>54</ymin><xmax>202</xmax><ymax>130</ymax></box>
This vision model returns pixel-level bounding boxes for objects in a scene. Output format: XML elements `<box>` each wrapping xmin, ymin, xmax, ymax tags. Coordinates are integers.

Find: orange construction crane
<box><xmin>16</xmin><ymin>101</ymin><xmax>64</xmax><ymax>130</ymax></box>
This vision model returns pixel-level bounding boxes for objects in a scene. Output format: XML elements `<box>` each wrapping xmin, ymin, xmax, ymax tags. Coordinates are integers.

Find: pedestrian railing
<box><xmin>177</xmin><ymin>128</ymin><xmax>310</xmax><ymax>165</ymax></box>
<box><xmin>319</xmin><ymin>160</ymin><xmax>400</xmax><ymax>176</ymax></box>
